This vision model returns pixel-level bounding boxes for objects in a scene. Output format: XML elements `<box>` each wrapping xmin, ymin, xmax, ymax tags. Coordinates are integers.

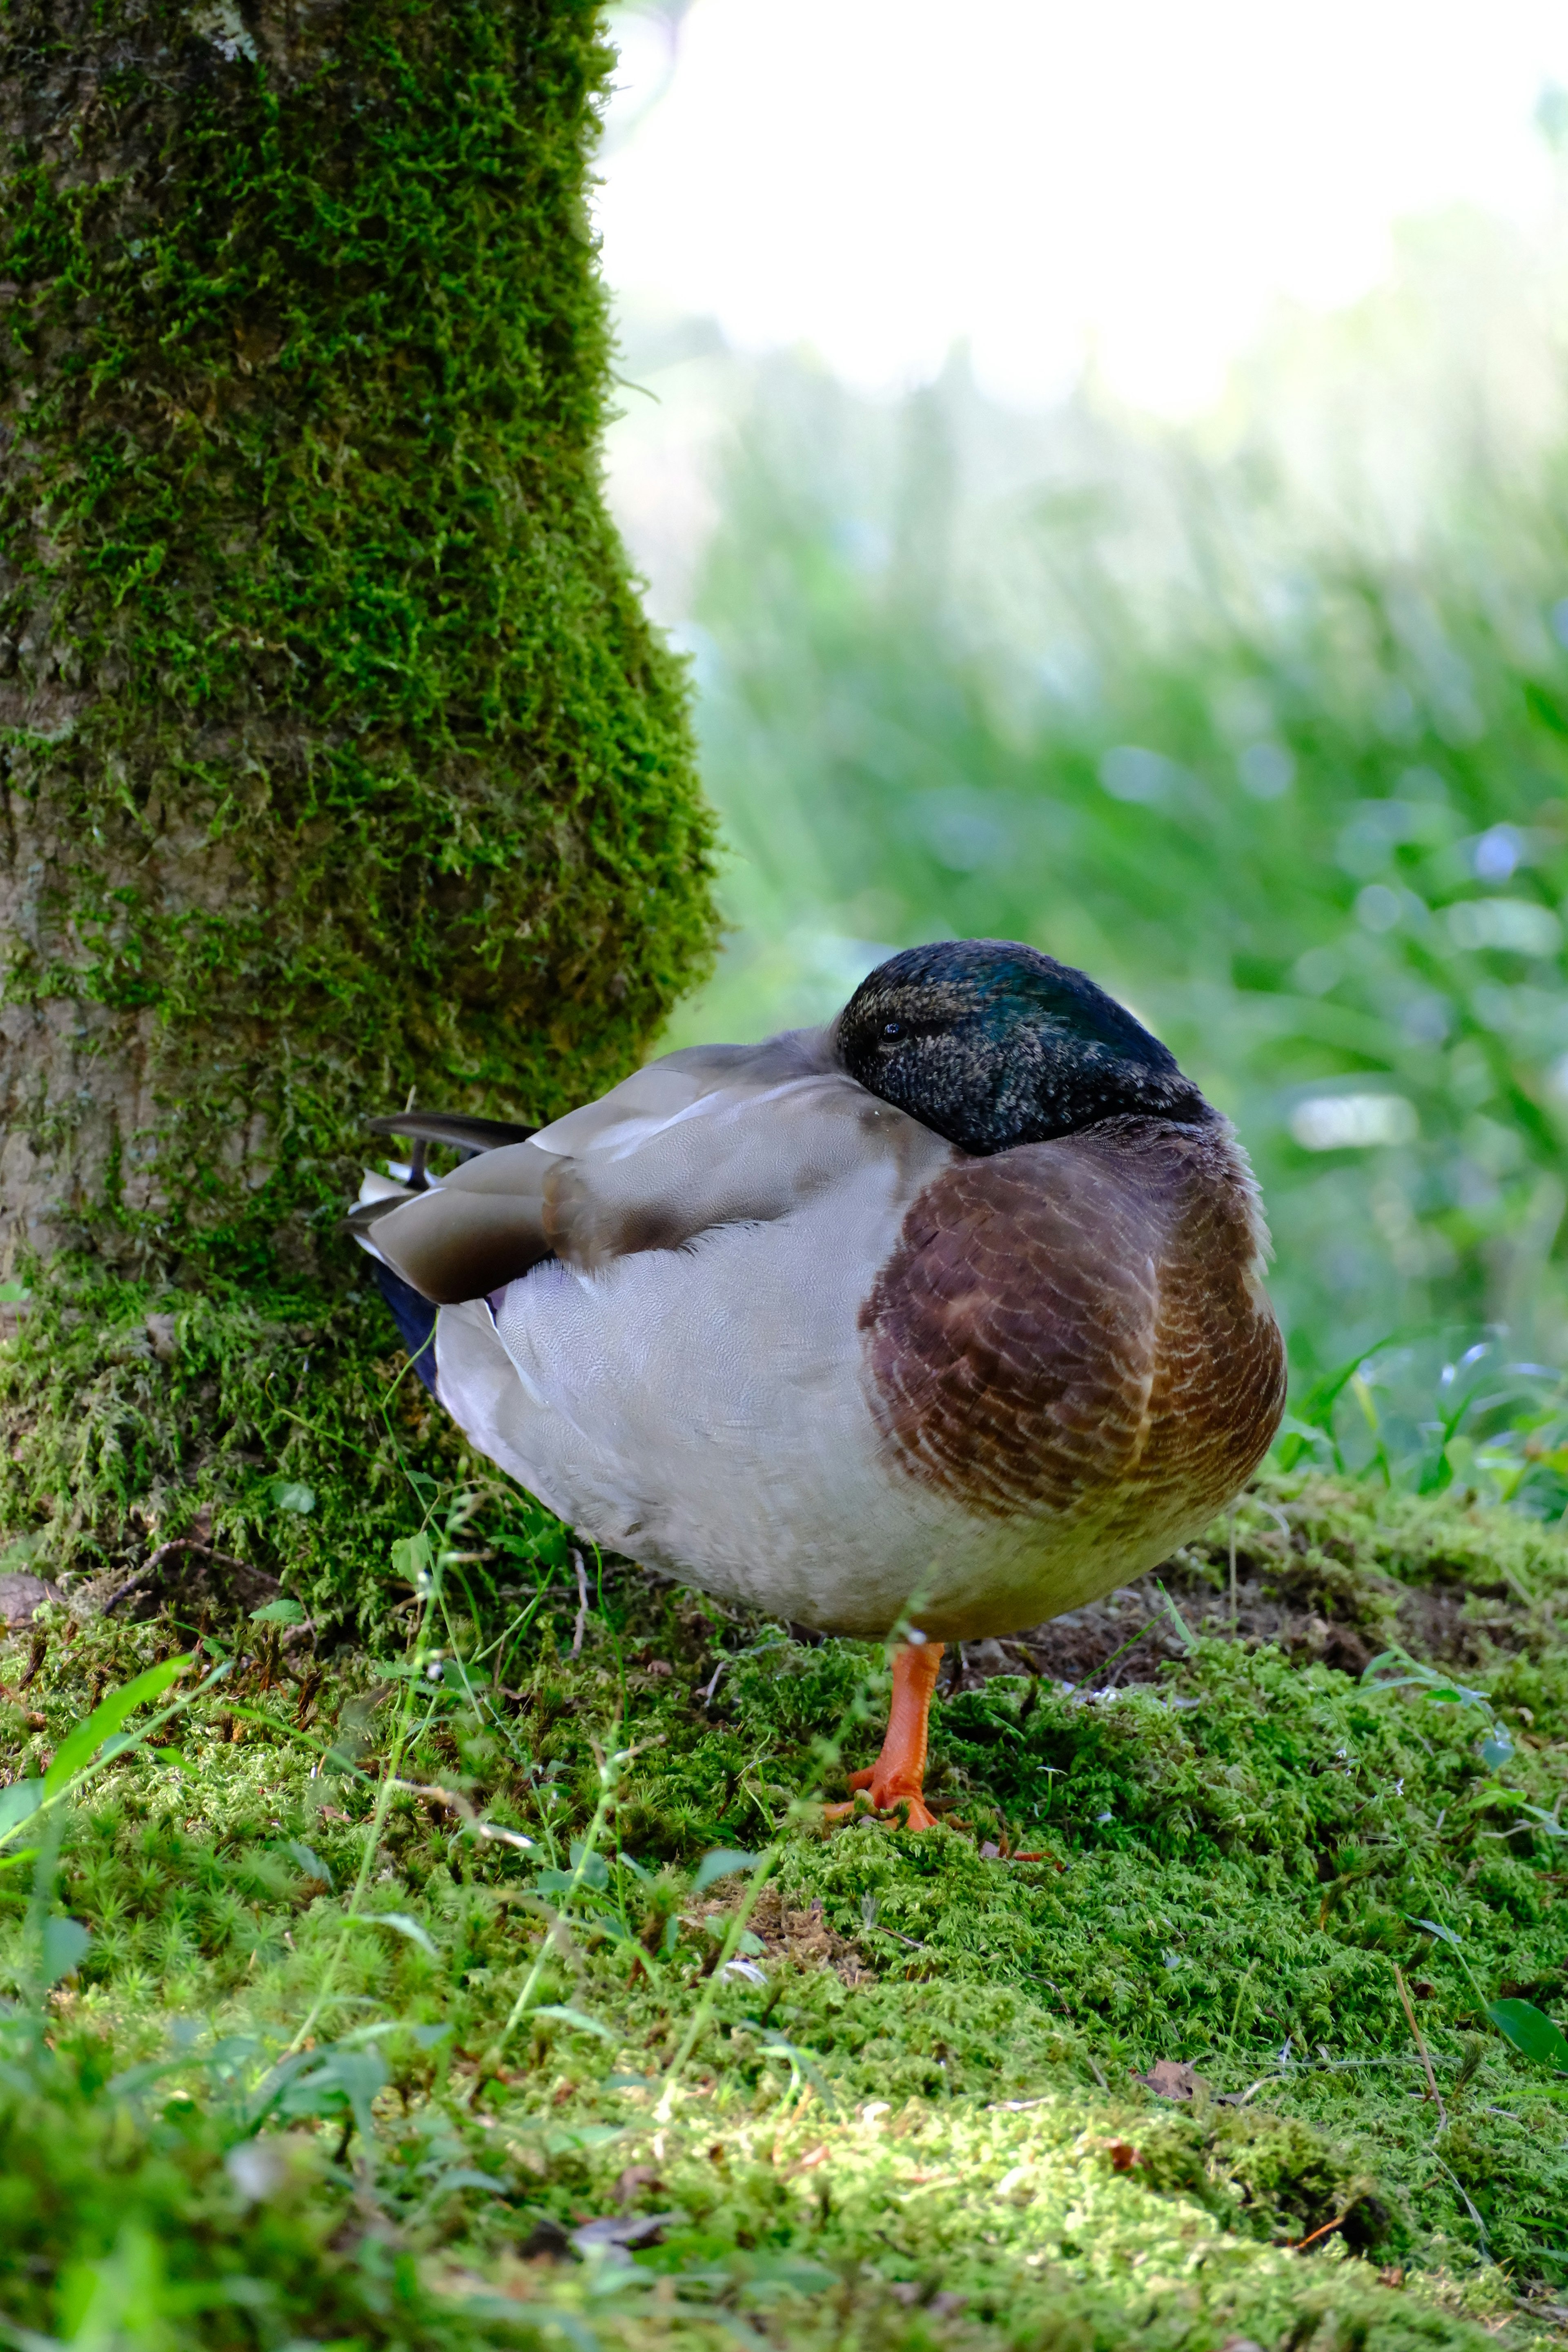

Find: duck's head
<box><xmin>835</xmin><ymin>938</ymin><xmax>1213</xmax><ymax>1156</ymax></box>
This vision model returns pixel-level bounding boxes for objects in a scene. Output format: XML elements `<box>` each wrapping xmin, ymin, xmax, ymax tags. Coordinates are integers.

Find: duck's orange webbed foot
<box><xmin>824</xmin><ymin>1637</ymin><xmax>945</xmax><ymax>1832</ymax></box>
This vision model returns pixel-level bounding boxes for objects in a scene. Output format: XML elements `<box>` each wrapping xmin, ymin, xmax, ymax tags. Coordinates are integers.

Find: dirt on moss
<box><xmin>964</xmin><ymin>1474</ymin><xmax>1567</xmax><ymax>1699</ymax></box>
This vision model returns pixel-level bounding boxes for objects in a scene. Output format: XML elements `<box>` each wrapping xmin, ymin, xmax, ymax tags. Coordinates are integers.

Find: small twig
<box><xmin>100</xmin><ymin>1569</ymin><xmax>154</xmax><ymax>1615</ymax></box>
<box><xmin>381</xmin><ymin>1777</ymin><xmax>533</xmax><ymax>1856</ymax></box>
<box><xmin>1394</xmin><ymin>1964</ymin><xmax>1446</xmax><ymax>2122</ymax></box>
<box><xmin>1291</xmin><ymin>2208</ymin><xmax>1352</xmax><ymax>2252</ymax></box>
<box><xmin>570</xmin><ymin>1548</ymin><xmax>588</xmax><ymax>1657</ymax></box>
<box><xmin>390</xmin><ymin>1775</ymin><xmax>477</xmax><ymax>1821</ymax></box>
<box><xmin>102</xmin><ymin>1539</ymin><xmax>250</xmax><ymax>1616</ymax></box>
<box><xmin>699</xmin><ymin>1654</ymin><xmax>729</xmax><ymax>1705</ymax></box>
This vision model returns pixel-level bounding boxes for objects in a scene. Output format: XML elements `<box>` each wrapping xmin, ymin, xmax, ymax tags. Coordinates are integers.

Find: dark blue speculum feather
<box><xmin>836</xmin><ymin>937</ymin><xmax>1211</xmax><ymax>1155</ymax></box>
<box><xmin>370</xmin><ymin>1258</ymin><xmax>440</xmax><ymax>1397</ymax></box>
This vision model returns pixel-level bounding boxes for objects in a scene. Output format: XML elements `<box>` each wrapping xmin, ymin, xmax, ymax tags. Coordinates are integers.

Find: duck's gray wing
<box><xmin>368</xmin><ymin>1027</ymin><xmax>947</xmax><ymax>1305</ymax></box>
<box><xmin>364</xmin><ymin>1043</ymin><xmax>795</xmax><ymax>1301</ymax></box>
<box><xmin>363</xmin><ymin>1137</ymin><xmax>556</xmax><ymax>1302</ymax></box>
<box><xmin>350</xmin><ymin>1113</ymin><xmax>541</xmax><ymax>1250</ymax></box>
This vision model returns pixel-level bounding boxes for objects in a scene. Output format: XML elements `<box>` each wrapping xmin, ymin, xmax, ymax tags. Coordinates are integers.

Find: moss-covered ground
<box><xmin>2</xmin><ymin>1395</ymin><xmax>1567</xmax><ymax>2352</ymax></box>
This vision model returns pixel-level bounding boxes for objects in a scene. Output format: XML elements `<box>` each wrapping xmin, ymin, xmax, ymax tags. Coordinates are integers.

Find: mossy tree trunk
<box><xmin>0</xmin><ymin>0</ymin><xmax>716</xmax><ymax>1281</ymax></box>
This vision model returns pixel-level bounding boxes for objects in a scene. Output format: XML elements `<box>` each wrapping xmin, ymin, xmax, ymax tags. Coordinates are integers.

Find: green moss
<box><xmin>0</xmin><ymin>1258</ymin><xmax>468</xmax><ymax>1624</ymax></box>
<box><xmin>1</xmin><ymin>1473</ymin><xmax>1565</xmax><ymax>2348</ymax></box>
<box><xmin>0</xmin><ymin>2047</ymin><xmax>490</xmax><ymax>2352</ymax></box>
<box><xmin>0</xmin><ymin>0</ymin><xmax>717</xmax><ymax>1272</ymax></box>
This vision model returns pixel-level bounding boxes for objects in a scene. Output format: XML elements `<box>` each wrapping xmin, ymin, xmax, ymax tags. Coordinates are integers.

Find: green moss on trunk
<box><xmin>0</xmin><ymin>0</ymin><xmax>716</xmax><ymax>1274</ymax></box>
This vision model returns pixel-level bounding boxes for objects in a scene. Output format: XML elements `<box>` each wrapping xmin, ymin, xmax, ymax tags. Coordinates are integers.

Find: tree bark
<box><xmin>0</xmin><ymin>0</ymin><xmax>716</xmax><ymax>1277</ymax></box>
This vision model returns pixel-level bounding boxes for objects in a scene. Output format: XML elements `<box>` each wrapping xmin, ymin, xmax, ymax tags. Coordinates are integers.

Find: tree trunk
<box><xmin>0</xmin><ymin>0</ymin><xmax>716</xmax><ymax>1278</ymax></box>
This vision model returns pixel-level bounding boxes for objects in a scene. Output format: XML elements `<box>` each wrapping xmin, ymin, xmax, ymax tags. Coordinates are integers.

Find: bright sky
<box><xmin>597</xmin><ymin>0</ymin><xmax>1568</xmax><ymax>415</ymax></box>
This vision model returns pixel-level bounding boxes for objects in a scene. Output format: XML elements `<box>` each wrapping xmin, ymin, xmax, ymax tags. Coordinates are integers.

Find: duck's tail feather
<box><xmin>354</xmin><ymin>1106</ymin><xmax>537</xmax><ymax>1396</ymax></box>
<box><xmin>366</xmin><ymin>1111</ymin><xmax>537</xmax><ymax>1156</ymax></box>
<box><xmin>347</xmin><ymin>1191</ymin><xmax>407</xmax><ymax>1239</ymax></box>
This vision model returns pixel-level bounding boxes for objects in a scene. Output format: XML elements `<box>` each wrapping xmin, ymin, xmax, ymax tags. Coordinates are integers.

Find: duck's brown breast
<box><xmin>856</xmin><ymin>1115</ymin><xmax>1285</xmax><ymax>1529</ymax></box>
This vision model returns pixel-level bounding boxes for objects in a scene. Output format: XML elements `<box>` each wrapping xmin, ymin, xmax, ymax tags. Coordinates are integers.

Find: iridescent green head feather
<box><xmin>836</xmin><ymin>938</ymin><xmax>1212</xmax><ymax>1155</ymax></box>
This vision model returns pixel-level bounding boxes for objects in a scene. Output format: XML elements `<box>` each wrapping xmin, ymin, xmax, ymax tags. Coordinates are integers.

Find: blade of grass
<box><xmin>1394</xmin><ymin>1962</ymin><xmax>1446</xmax><ymax>2122</ymax></box>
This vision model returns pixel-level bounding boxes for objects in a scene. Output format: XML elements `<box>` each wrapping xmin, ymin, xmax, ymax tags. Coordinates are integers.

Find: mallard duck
<box><xmin>354</xmin><ymin>940</ymin><xmax>1286</xmax><ymax>1828</ymax></box>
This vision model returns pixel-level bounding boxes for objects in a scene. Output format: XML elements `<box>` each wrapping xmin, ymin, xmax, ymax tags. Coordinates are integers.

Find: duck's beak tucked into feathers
<box><xmin>353</xmin><ymin>938</ymin><xmax>1287</xmax><ymax>1832</ymax></box>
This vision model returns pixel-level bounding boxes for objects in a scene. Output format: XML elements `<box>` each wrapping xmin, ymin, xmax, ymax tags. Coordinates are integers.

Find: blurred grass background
<box><xmin>604</xmin><ymin>169</ymin><xmax>1568</xmax><ymax>1414</ymax></box>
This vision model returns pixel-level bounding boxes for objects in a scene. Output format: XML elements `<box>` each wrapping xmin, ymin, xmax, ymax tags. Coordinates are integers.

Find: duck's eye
<box><xmin>881</xmin><ymin>1020</ymin><xmax>904</xmax><ymax>1041</ymax></box>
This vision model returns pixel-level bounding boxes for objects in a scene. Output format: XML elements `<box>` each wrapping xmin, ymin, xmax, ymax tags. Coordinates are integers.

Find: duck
<box><xmin>352</xmin><ymin>938</ymin><xmax>1286</xmax><ymax>1830</ymax></box>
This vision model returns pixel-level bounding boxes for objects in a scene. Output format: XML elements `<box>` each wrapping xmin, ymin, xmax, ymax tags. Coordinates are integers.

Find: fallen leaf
<box><xmin>1106</xmin><ymin>2140</ymin><xmax>1139</xmax><ymax>2172</ymax></box>
<box><xmin>1136</xmin><ymin>2059</ymin><xmax>1210</xmax><ymax>2101</ymax></box>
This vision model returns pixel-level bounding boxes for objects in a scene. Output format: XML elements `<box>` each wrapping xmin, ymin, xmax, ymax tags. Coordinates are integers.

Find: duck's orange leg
<box><xmin>826</xmin><ymin>1639</ymin><xmax>945</xmax><ymax>1831</ymax></box>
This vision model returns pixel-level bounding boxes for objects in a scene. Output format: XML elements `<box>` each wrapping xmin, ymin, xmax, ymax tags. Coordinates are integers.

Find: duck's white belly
<box><xmin>432</xmin><ymin>1156</ymin><xmax>1187</xmax><ymax>1641</ymax></box>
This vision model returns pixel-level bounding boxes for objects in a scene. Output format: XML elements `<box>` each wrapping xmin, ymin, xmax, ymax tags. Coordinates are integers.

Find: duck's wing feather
<box><xmin>366</xmin><ymin>1111</ymin><xmax>539</xmax><ymax>1154</ymax></box>
<box><xmin>370</xmin><ymin>1027</ymin><xmax>947</xmax><ymax>1306</ymax></box>
<box><xmin>365</xmin><ymin>1140</ymin><xmax>555</xmax><ymax>1302</ymax></box>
